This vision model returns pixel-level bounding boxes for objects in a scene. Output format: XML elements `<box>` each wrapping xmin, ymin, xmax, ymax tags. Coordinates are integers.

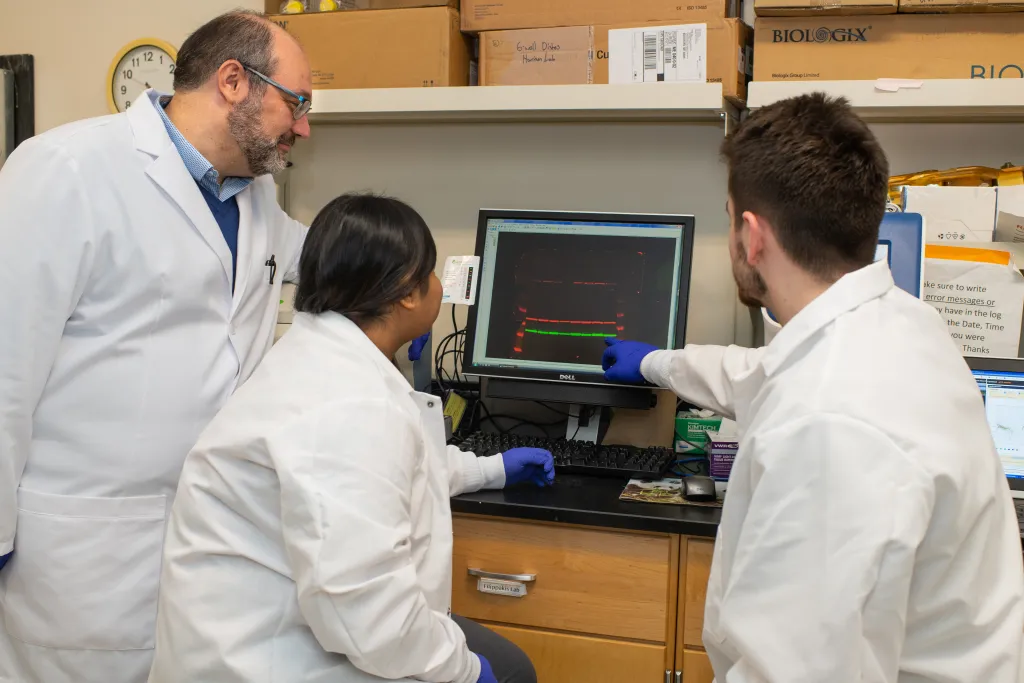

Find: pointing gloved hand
<box><xmin>502</xmin><ymin>447</ymin><xmax>555</xmax><ymax>487</ymax></box>
<box><xmin>408</xmin><ymin>333</ymin><xmax>430</xmax><ymax>362</ymax></box>
<box><xmin>602</xmin><ymin>338</ymin><xmax>659</xmax><ymax>384</ymax></box>
<box><xmin>476</xmin><ymin>654</ymin><xmax>498</xmax><ymax>683</ymax></box>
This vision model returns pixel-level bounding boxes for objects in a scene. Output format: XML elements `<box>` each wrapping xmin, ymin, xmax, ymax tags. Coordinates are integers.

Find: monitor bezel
<box><xmin>965</xmin><ymin>355</ymin><xmax>1024</xmax><ymax>492</ymax></box>
<box><xmin>462</xmin><ymin>208</ymin><xmax>695</xmax><ymax>389</ymax></box>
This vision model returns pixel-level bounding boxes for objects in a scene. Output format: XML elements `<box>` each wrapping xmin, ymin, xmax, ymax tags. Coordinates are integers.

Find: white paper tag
<box><xmin>923</xmin><ymin>250</ymin><xmax>1024</xmax><ymax>357</ymax></box>
<box><xmin>607</xmin><ymin>24</ymin><xmax>707</xmax><ymax>84</ymax></box>
<box><xmin>477</xmin><ymin>577</ymin><xmax>528</xmax><ymax>598</ymax></box>
<box><xmin>995</xmin><ymin>211</ymin><xmax>1024</xmax><ymax>244</ymax></box>
<box><xmin>441</xmin><ymin>256</ymin><xmax>481</xmax><ymax>306</ymax></box>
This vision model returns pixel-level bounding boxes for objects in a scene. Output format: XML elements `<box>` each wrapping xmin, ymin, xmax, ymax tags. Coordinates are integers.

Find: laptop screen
<box><xmin>972</xmin><ymin>367</ymin><xmax>1024</xmax><ymax>479</ymax></box>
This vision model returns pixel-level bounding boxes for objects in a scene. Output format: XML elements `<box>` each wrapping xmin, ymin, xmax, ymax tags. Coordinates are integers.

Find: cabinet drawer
<box><xmin>682</xmin><ymin>648</ymin><xmax>715</xmax><ymax>683</ymax></box>
<box><xmin>487</xmin><ymin>623</ymin><xmax>666</xmax><ymax>683</ymax></box>
<box><xmin>682</xmin><ymin>538</ymin><xmax>714</xmax><ymax>648</ymax></box>
<box><xmin>452</xmin><ymin>516</ymin><xmax>674</xmax><ymax>642</ymax></box>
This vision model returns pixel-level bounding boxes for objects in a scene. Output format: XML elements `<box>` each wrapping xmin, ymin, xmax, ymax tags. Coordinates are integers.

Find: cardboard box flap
<box><xmin>899</xmin><ymin>0</ymin><xmax>1024</xmax><ymax>11</ymax></box>
<box><xmin>756</xmin><ymin>0</ymin><xmax>896</xmax><ymax>13</ymax></box>
<box><xmin>462</xmin><ymin>0</ymin><xmax>737</xmax><ymax>32</ymax></box>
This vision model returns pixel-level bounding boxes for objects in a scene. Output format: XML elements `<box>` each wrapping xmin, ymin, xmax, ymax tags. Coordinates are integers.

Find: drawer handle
<box><xmin>467</xmin><ymin>568</ymin><xmax>536</xmax><ymax>583</ymax></box>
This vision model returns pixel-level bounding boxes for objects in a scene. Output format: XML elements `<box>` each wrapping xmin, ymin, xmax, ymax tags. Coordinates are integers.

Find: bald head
<box><xmin>173</xmin><ymin>10</ymin><xmax>282</xmax><ymax>93</ymax></box>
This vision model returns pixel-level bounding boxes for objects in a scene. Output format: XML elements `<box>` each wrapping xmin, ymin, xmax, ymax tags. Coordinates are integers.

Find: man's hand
<box><xmin>408</xmin><ymin>333</ymin><xmax>430</xmax><ymax>362</ymax></box>
<box><xmin>602</xmin><ymin>339</ymin><xmax>658</xmax><ymax>384</ymax></box>
<box><xmin>502</xmin><ymin>448</ymin><xmax>555</xmax><ymax>487</ymax></box>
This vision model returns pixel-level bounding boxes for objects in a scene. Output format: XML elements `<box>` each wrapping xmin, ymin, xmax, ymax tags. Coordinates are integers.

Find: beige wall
<box><xmin>0</xmin><ymin>0</ymin><xmax>262</xmax><ymax>132</ymax></box>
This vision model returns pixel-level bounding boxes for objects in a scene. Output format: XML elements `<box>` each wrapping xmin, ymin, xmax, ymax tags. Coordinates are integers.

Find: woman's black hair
<box><xmin>293</xmin><ymin>193</ymin><xmax>437</xmax><ymax>325</ymax></box>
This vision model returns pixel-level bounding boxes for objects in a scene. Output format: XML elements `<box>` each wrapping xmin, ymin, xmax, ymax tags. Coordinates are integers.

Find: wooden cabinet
<box><xmin>452</xmin><ymin>514</ymin><xmax>715</xmax><ymax>683</ymax></box>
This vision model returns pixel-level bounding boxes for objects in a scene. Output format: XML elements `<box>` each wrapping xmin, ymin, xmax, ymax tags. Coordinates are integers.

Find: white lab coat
<box><xmin>0</xmin><ymin>90</ymin><xmax>306</xmax><ymax>683</ymax></box>
<box><xmin>641</xmin><ymin>260</ymin><xmax>1024</xmax><ymax>683</ymax></box>
<box><xmin>148</xmin><ymin>311</ymin><xmax>506</xmax><ymax>683</ymax></box>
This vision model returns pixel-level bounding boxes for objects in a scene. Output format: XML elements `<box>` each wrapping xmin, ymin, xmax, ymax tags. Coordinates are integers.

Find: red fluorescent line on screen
<box><xmin>524</xmin><ymin>317</ymin><xmax>616</xmax><ymax>325</ymax></box>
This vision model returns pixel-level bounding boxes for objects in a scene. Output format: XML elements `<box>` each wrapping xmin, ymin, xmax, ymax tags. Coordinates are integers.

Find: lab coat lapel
<box><xmin>231</xmin><ymin>189</ymin><xmax>260</xmax><ymax>314</ymax></box>
<box><xmin>129</xmin><ymin>90</ymin><xmax>234</xmax><ymax>289</ymax></box>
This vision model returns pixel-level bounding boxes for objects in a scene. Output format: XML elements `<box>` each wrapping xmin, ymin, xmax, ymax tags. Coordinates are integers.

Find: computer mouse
<box><xmin>682</xmin><ymin>476</ymin><xmax>717</xmax><ymax>503</ymax></box>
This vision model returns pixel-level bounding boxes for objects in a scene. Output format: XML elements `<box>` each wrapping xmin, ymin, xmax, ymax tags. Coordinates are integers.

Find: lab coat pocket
<box><xmin>2</xmin><ymin>488</ymin><xmax>167</xmax><ymax>650</ymax></box>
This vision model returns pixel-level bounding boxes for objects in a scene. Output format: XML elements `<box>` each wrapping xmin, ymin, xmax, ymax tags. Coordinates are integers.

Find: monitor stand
<box><xmin>484</xmin><ymin>377</ymin><xmax>657</xmax><ymax>444</ymax></box>
<box><xmin>567</xmin><ymin>404</ymin><xmax>602</xmax><ymax>443</ymax></box>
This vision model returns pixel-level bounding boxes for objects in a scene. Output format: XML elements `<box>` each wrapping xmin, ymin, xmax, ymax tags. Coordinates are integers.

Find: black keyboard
<box><xmin>456</xmin><ymin>431</ymin><xmax>676</xmax><ymax>479</ymax></box>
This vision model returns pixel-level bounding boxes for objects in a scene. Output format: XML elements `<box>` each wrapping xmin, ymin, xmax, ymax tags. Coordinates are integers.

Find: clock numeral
<box><xmin>145</xmin><ymin>51</ymin><xmax>154</xmax><ymax>62</ymax></box>
<box><xmin>160</xmin><ymin>55</ymin><xmax>164</xmax><ymax>65</ymax></box>
<box><xmin>120</xmin><ymin>85</ymin><xmax>127</xmax><ymax>95</ymax></box>
<box><xmin>132</xmin><ymin>57</ymin><xmax>140</xmax><ymax>67</ymax></box>
<box><xmin>125</xmin><ymin>101</ymin><xmax>131</xmax><ymax>109</ymax></box>
<box><xmin>122</xmin><ymin>69</ymin><xmax>133</xmax><ymax>80</ymax></box>
<box><xmin>169</xmin><ymin>64</ymin><xmax>176</xmax><ymax>74</ymax></box>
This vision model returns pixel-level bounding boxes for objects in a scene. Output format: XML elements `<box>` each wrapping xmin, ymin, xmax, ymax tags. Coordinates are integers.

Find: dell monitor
<box><xmin>462</xmin><ymin>209</ymin><xmax>694</xmax><ymax>439</ymax></box>
<box><xmin>966</xmin><ymin>356</ymin><xmax>1024</xmax><ymax>497</ymax></box>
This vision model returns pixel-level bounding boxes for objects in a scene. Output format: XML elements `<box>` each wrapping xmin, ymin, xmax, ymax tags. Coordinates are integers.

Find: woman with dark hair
<box><xmin>148</xmin><ymin>194</ymin><xmax>552</xmax><ymax>683</ymax></box>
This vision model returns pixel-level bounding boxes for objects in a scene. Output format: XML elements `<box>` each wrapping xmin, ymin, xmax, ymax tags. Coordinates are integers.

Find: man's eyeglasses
<box><xmin>242</xmin><ymin>65</ymin><xmax>311</xmax><ymax>120</ymax></box>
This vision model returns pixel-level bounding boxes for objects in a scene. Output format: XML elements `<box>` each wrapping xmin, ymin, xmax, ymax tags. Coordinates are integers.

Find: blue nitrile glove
<box><xmin>0</xmin><ymin>552</ymin><xmax>11</xmax><ymax>571</ymax></box>
<box><xmin>476</xmin><ymin>654</ymin><xmax>498</xmax><ymax>683</ymax></box>
<box><xmin>502</xmin><ymin>447</ymin><xmax>555</xmax><ymax>487</ymax></box>
<box><xmin>408</xmin><ymin>333</ymin><xmax>430</xmax><ymax>362</ymax></box>
<box><xmin>602</xmin><ymin>339</ymin><xmax>659</xmax><ymax>384</ymax></box>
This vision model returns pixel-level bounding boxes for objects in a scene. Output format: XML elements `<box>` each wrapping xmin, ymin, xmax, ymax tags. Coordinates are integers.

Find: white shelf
<box><xmin>748</xmin><ymin>79</ymin><xmax>1024</xmax><ymax>123</ymax></box>
<box><xmin>307</xmin><ymin>83</ymin><xmax>735</xmax><ymax>124</ymax></box>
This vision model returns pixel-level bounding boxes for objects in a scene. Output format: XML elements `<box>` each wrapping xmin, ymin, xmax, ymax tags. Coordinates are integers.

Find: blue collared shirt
<box><xmin>155</xmin><ymin>96</ymin><xmax>252</xmax><ymax>201</ymax></box>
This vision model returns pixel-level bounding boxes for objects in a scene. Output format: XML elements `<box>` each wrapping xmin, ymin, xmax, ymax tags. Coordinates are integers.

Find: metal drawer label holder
<box><xmin>468</xmin><ymin>568</ymin><xmax>536</xmax><ymax>599</ymax></box>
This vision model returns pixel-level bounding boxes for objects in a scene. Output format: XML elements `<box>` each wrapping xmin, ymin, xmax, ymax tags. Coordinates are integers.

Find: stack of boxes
<box><xmin>266</xmin><ymin>0</ymin><xmax>471</xmax><ymax>89</ymax></box>
<box><xmin>753</xmin><ymin>0</ymin><xmax>1024</xmax><ymax>82</ymax></box>
<box><xmin>264</xmin><ymin>0</ymin><xmax>755</xmax><ymax>105</ymax></box>
<box><xmin>468</xmin><ymin>0</ymin><xmax>753</xmax><ymax>105</ymax></box>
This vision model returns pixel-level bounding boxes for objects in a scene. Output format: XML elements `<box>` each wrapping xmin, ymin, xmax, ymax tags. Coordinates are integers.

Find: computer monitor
<box><xmin>966</xmin><ymin>356</ymin><xmax>1024</xmax><ymax>497</ymax></box>
<box><xmin>462</xmin><ymin>209</ymin><xmax>694</xmax><ymax>426</ymax></box>
<box><xmin>878</xmin><ymin>211</ymin><xmax>925</xmax><ymax>299</ymax></box>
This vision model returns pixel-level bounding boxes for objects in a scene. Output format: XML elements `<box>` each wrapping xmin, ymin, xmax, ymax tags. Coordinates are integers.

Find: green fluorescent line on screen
<box><xmin>524</xmin><ymin>329</ymin><xmax>616</xmax><ymax>338</ymax></box>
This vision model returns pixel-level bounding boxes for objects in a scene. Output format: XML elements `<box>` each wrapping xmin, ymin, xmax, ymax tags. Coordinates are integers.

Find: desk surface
<box><xmin>452</xmin><ymin>474</ymin><xmax>721</xmax><ymax>537</ymax></box>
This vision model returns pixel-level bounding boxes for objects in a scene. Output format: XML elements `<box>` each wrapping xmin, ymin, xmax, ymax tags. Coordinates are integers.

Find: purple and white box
<box><xmin>706</xmin><ymin>431</ymin><xmax>739</xmax><ymax>481</ymax></box>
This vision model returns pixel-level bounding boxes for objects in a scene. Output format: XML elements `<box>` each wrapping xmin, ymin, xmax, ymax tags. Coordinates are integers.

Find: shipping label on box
<box><xmin>902</xmin><ymin>186</ymin><xmax>996</xmax><ymax>244</ymax></box>
<box><xmin>753</xmin><ymin>14</ymin><xmax>1024</xmax><ymax>81</ymax></box>
<box><xmin>479</xmin><ymin>26</ymin><xmax>594</xmax><ymax>85</ymax></box>
<box><xmin>608</xmin><ymin>24</ymin><xmax>708</xmax><ymax>83</ymax></box>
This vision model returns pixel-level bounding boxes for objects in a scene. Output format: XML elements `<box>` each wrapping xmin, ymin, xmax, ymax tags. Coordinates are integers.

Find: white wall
<box><xmin>287</xmin><ymin>120</ymin><xmax>743</xmax><ymax>347</ymax></box>
<box><xmin>0</xmin><ymin>0</ymin><xmax>261</xmax><ymax>132</ymax></box>
<box><xmin>286</xmin><ymin>119</ymin><xmax>1024</xmax><ymax>349</ymax></box>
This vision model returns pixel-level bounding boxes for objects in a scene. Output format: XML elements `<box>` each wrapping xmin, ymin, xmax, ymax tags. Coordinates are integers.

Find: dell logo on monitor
<box><xmin>559</xmin><ymin>374</ymin><xmax>577</xmax><ymax>381</ymax></box>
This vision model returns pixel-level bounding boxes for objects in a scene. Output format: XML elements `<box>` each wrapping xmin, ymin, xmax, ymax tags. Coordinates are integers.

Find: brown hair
<box><xmin>721</xmin><ymin>92</ymin><xmax>890</xmax><ymax>280</ymax></box>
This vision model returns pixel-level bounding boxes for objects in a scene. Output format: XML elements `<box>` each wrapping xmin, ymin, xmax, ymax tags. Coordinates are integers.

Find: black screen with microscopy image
<box><xmin>483</xmin><ymin>230</ymin><xmax>680</xmax><ymax>368</ymax></box>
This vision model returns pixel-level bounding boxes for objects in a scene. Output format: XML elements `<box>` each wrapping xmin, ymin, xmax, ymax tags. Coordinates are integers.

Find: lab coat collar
<box><xmin>128</xmin><ymin>90</ymin><xmax>235</xmax><ymax>289</ymax></box>
<box><xmin>760</xmin><ymin>259</ymin><xmax>894</xmax><ymax>377</ymax></box>
<box><xmin>293</xmin><ymin>311</ymin><xmax>414</xmax><ymax>392</ymax></box>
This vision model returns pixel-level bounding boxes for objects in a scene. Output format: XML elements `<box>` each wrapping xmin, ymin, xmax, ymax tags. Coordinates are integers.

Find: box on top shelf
<box><xmin>898</xmin><ymin>0</ymin><xmax>1024</xmax><ymax>12</ymax></box>
<box><xmin>479</xmin><ymin>19</ymin><xmax>753</xmax><ymax>103</ymax></box>
<box><xmin>753</xmin><ymin>13</ymin><xmax>1024</xmax><ymax>81</ymax></box>
<box><xmin>270</xmin><ymin>6</ymin><xmax>471</xmax><ymax>89</ymax></box>
<box><xmin>461</xmin><ymin>0</ymin><xmax>739</xmax><ymax>33</ymax></box>
<box><xmin>755</xmin><ymin>0</ymin><xmax>896</xmax><ymax>16</ymax></box>
<box><xmin>266</xmin><ymin>0</ymin><xmax>456</xmax><ymax>12</ymax></box>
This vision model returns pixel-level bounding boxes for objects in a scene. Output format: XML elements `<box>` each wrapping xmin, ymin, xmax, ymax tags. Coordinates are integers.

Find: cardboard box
<box><xmin>899</xmin><ymin>0</ymin><xmax>1024</xmax><ymax>12</ymax></box>
<box><xmin>902</xmin><ymin>186</ymin><xmax>997</xmax><ymax>243</ymax></box>
<box><xmin>675</xmin><ymin>411</ymin><xmax>724</xmax><ymax>455</ymax></box>
<box><xmin>462</xmin><ymin>0</ymin><xmax>738</xmax><ymax>33</ymax></box>
<box><xmin>271</xmin><ymin>7</ymin><xmax>471</xmax><ymax>88</ymax></box>
<box><xmin>479</xmin><ymin>19</ymin><xmax>753</xmax><ymax>102</ymax></box>
<box><xmin>753</xmin><ymin>14</ymin><xmax>1024</xmax><ymax>81</ymax></box>
<box><xmin>265</xmin><ymin>0</ymin><xmax>456</xmax><ymax>12</ymax></box>
<box><xmin>755</xmin><ymin>0</ymin><xmax>896</xmax><ymax>16</ymax></box>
